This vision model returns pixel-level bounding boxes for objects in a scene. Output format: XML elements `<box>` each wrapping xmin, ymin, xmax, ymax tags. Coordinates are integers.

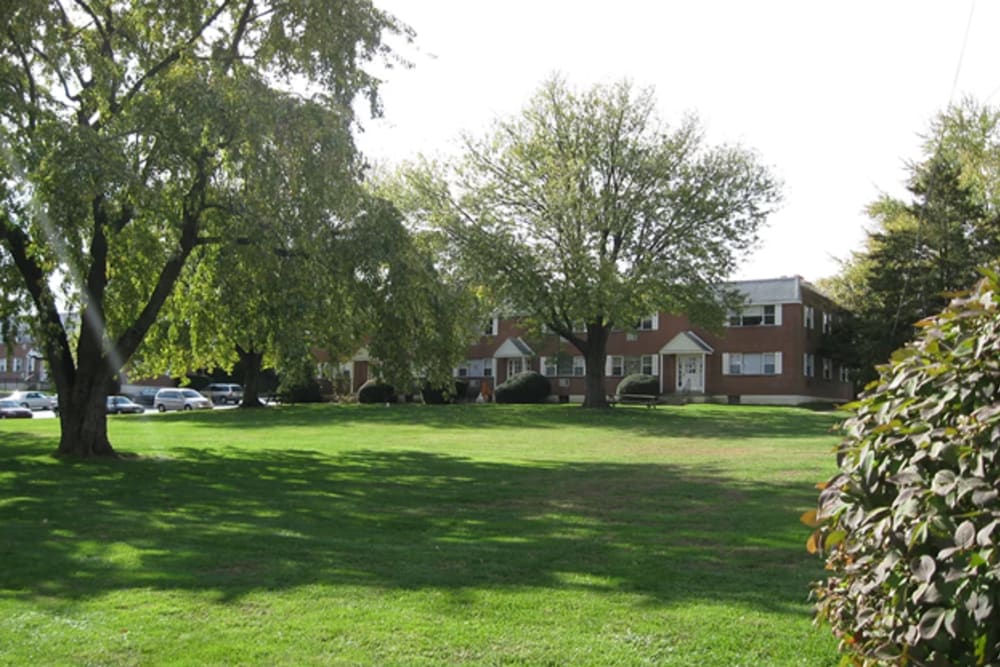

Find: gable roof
<box><xmin>494</xmin><ymin>336</ymin><xmax>535</xmax><ymax>358</ymax></box>
<box><xmin>659</xmin><ymin>331</ymin><xmax>714</xmax><ymax>355</ymax></box>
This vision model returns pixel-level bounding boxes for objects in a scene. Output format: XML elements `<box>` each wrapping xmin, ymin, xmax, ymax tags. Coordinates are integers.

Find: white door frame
<box><xmin>675</xmin><ymin>353</ymin><xmax>705</xmax><ymax>393</ymax></box>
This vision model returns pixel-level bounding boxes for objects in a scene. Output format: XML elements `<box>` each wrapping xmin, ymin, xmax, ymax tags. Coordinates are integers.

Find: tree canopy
<box><xmin>820</xmin><ymin>99</ymin><xmax>1000</xmax><ymax>387</ymax></box>
<box><xmin>0</xmin><ymin>0</ymin><xmax>409</xmax><ymax>456</ymax></box>
<box><xmin>395</xmin><ymin>77</ymin><xmax>782</xmax><ymax>406</ymax></box>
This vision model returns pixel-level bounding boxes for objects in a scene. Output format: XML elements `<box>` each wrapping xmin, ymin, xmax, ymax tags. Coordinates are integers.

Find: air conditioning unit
<box><xmin>559</xmin><ymin>379</ymin><xmax>570</xmax><ymax>388</ymax></box>
<box><xmin>626</xmin><ymin>332</ymin><xmax>638</xmax><ymax>341</ymax></box>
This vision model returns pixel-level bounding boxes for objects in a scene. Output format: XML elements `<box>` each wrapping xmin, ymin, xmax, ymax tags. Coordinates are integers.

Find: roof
<box><xmin>494</xmin><ymin>337</ymin><xmax>535</xmax><ymax>358</ymax></box>
<box><xmin>659</xmin><ymin>331</ymin><xmax>714</xmax><ymax>355</ymax></box>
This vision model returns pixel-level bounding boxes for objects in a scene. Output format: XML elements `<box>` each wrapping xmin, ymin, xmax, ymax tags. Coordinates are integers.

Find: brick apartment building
<box><xmin>346</xmin><ymin>276</ymin><xmax>854</xmax><ymax>405</ymax></box>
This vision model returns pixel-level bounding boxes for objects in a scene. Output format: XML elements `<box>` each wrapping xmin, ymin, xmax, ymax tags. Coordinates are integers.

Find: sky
<box><xmin>353</xmin><ymin>0</ymin><xmax>1000</xmax><ymax>283</ymax></box>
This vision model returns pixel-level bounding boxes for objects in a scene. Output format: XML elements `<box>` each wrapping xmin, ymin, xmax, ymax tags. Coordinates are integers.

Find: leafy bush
<box><xmin>615</xmin><ymin>374</ymin><xmax>658</xmax><ymax>396</ymax></box>
<box><xmin>807</xmin><ymin>269</ymin><xmax>1000</xmax><ymax>666</ymax></box>
<box><xmin>421</xmin><ymin>380</ymin><xmax>468</xmax><ymax>404</ymax></box>
<box><xmin>357</xmin><ymin>381</ymin><xmax>396</xmax><ymax>404</ymax></box>
<box><xmin>494</xmin><ymin>371</ymin><xmax>550</xmax><ymax>404</ymax></box>
<box><xmin>279</xmin><ymin>379</ymin><xmax>324</xmax><ymax>403</ymax></box>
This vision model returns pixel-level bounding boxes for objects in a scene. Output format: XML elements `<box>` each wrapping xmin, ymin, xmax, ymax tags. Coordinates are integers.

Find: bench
<box><xmin>607</xmin><ymin>393</ymin><xmax>658</xmax><ymax>408</ymax></box>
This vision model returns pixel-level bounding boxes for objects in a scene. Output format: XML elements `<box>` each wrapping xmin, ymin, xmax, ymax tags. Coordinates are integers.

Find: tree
<box><xmin>397</xmin><ymin>77</ymin><xmax>781</xmax><ymax>407</ymax></box>
<box><xmin>820</xmin><ymin>99</ymin><xmax>1000</xmax><ymax>387</ymax></box>
<box><xmin>0</xmin><ymin>1</ymin><xmax>408</xmax><ymax>457</ymax></box>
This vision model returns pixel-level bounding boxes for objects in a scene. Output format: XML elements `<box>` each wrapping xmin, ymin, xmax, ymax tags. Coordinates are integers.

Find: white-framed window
<box><xmin>822</xmin><ymin>358</ymin><xmax>832</xmax><ymax>380</ymax></box>
<box><xmin>0</xmin><ymin>358</ymin><xmax>6</xmax><ymax>372</ymax></box>
<box><xmin>803</xmin><ymin>353</ymin><xmax>815</xmax><ymax>377</ymax></box>
<box><xmin>839</xmin><ymin>366</ymin><xmax>850</xmax><ymax>383</ymax></box>
<box><xmin>483</xmin><ymin>317</ymin><xmax>499</xmax><ymax>336</ymax></box>
<box><xmin>722</xmin><ymin>352</ymin><xmax>782</xmax><ymax>376</ymax></box>
<box><xmin>507</xmin><ymin>358</ymin><xmax>524</xmax><ymax>376</ymax></box>
<box><xmin>727</xmin><ymin>304</ymin><xmax>779</xmax><ymax>327</ymax></box>
<box><xmin>635</xmin><ymin>314</ymin><xmax>659</xmax><ymax>331</ymax></box>
<box><xmin>28</xmin><ymin>356</ymin><xmax>36</xmax><ymax>373</ymax></box>
<box><xmin>541</xmin><ymin>355</ymin><xmax>585</xmax><ymax>377</ymax></box>
<box><xmin>607</xmin><ymin>354</ymin><xmax>657</xmax><ymax>376</ymax></box>
<box><xmin>822</xmin><ymin>311</ymin><xmax>832</xmax><ymax>334</ymax></box>
<box><xmin>12</xmin><ymin>357</ymin><xmax>22</xmax><ymax>373</ymax></box>
<box><xmin>456</xmin><ymin>358</ymin><xmax>493</xmax><ymax>377</ymax></box>
<box><xmin>804</xmin><ymin>306</ymin><xmax>815</xmax><ymax>329</ymax></box>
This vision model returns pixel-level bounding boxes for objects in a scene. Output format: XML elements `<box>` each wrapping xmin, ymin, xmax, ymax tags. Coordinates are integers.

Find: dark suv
<box><xmin>203</xmin><ymin>383</ymin><xmax>244</xmax><ymax>405</ymax></box>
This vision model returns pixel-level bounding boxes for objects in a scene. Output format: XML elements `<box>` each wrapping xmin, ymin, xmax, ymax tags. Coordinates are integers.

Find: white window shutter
<box><xmin>651</xmin><ymin>313</ymin><xmax>659</xmax><ymax>330</ymax></box>
<box><xmin>774</xmin><ymin>305</ymin><xmax>783</xmax><ymax>326</ymax></box>
<box><xmin>651</xmin><ymin>355</ymin><xmax>659</xmax><ymax>376</ymax></box>
<box><xmin>774</xmin><ymin>352</ymin><xmax>782</xmax><ymax>375</ymax></box>
<box><xmin>721</xmin><ymin>353</ymin><xmax>731</xmax><ymax>376</ymax></box>
<box><xmin>605</xmin><ymin>356</ymin><xmax>613</xmax><ymax>376</ymax></box>
<box><xmin>539</xmin><ymin>356</ymin><xmax>547</xmax><ymax>376</ymax></box>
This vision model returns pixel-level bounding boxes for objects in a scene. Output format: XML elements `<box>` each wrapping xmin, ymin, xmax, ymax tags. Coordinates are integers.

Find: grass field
<box><xmin>0</xmin><ymin>403</ymin><xmax>844</xmax><ymax>666</ymax></box>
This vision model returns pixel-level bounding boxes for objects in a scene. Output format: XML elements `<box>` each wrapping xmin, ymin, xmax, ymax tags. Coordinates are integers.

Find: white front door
<box><xmin>676</xmin><ymin>354</ymin><xmax>704</xmax><ymax>392</ymax></box>
<box><xmin>507</xmin><ymin>357</ymin><xmax>524</xmax><ymax>378</ymax></box>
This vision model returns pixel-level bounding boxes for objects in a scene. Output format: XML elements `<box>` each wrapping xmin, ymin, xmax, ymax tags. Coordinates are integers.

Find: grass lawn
<box><xmin>0</xmin><ymin>403</ymin><xmax>844</xmax><ymax>666</ymax></box>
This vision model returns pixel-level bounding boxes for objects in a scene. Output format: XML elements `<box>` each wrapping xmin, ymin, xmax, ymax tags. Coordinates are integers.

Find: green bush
<box><xmin>615</xmin><ymin>374</ymin><xmax>658</xmax><ymax>396</ymax></box>
<box><xmin>420</xmin><ymin>380</ymin><xmax>467</xmax><ymax>404</ymax></box>
<box><xmin>357</xmin><ymin>381</ymin><xmax>396</xmax><ymax>404</ymax></box>
<box><xmin>808</xmin><ymin>268</ymin><xmax>1000</xmax><ymax>666</ymax></box>
<box><xmin>494</xmin><ymin>371</ymin><xmax>550</xmax><ymax>404</ymax></box>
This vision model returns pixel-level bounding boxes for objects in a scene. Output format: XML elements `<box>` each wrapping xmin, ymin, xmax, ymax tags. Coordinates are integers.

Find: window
<box><xmin>507</xmin><ymin>358</ymin><xmax>523</xmax><ymax>376</ymax></box>
<box><xmin>804</xmin><ymin>306</ymin><xmax>815</xmax><ymax>329</ymax></box>
<box><xmin>803</xmin><ymin>353</ymin><xmax>815</xmax><ymax>377</ymax></box>
<box><xmin>608</xmin><ymin>355</ymin><xmax>656</xmax><ymax>376</ymax></box>
<box><xmin>822</xmin><ymin>311</ymin><xmax>832</xmax><ymax>334</ymax></box>
<box><xmin>483</xmin><ymin>318</ymin><xmax>499</xmax><ymax>336</ymax></box>
<box><xmin>0</xmin><ymin>358</ymin><xmax>6</xmax><ymax>372</ymax></box>
<box><xmin>635</xmin><ymin>314</ymin><xmax>658</xmax><ymax>331</ymax></box>
<box><xmin>12</xmin><ymin>357</ymin><xmax>22</xmax><ymax>373</ymax></box>
<box><xmin>839</xmin><ymin>366</ymin><xmax>850</xmax><ymax>383</ymax></box>
<box><xmin>542</xmin><ymin>355</ymin><xmax>585</xmax><ymax>377</ymax></box>
<box><xmin>822</xmin><ymin>358</ymin><xmax>832</xmax><ymax>380</ymax></box>
<box><xmin>723</xmin><ymin>352</ymin><xmax>781</xmax><ymax>376</ymax></box>
<box><xmin>728</xmin><ymin>305</ymin><xmax>778</xmax><ymax>327</ymax></box>
<box><xmin>456</xmin><ymin>359</ymin><xmax>492</xmax><ymax>377</ymax></box>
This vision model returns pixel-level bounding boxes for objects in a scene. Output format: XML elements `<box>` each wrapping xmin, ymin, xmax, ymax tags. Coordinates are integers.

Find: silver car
<box><xmin>153</xmin><ymin>388</ymin><xmax>213</xmax><ymax>412</ymax></box>
<box><xmin>5</xmin><ymin>390</ymin><xmax>57</xmax><ymax>411</ymax></box>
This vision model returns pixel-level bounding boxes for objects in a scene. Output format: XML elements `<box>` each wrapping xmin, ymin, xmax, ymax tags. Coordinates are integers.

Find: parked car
<box><xmin>0</xmin><ymin>399</ymin><xmax>33</xmax><ymax>419</ymax></box>
<box><xmin>130</xmin><ymin>387</ymin><xmax>160</xmax><ymax>406</ymax></box>
<box><xmin>106</xmin><ymin>395</ymin><xmax>145</xmax><ymax>415</ymax></box>
<box><xmin>153</xmin><ymin>388</ymin><xmax>213</xmax><ymax>412</ymax></box>
<box><xmin>203</xmin><ymin>383</ymin><xmax>244</xmax><ymax>405</ymax></box>
<box><xmin>5</xmin><ymin>390</ymin><xmax>57</xmax><ymax>411</ymax></box>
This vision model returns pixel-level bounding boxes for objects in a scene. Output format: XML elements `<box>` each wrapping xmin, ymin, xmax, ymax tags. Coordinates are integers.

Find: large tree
<box><xmin>820</xmin><ymin>99</ymin><xmax>1000</xmax><ymax>386</ymax></box>
<box><xmin>398</xmin><ymin>77</ymin><xmax>781</xmax><ymax>407</ymax></box>
<box><xmin>0</xmin><ymin>1</ymin><xmax>408</xmax><ymax>456</ymax></box>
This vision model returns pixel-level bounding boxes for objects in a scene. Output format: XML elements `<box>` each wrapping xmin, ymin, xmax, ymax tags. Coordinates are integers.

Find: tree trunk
<box><xmin>56</xmin><ymin>370</ymin><xmax>115</xmax><ymax>458</ymax></box>
<box><xmin>581</xmin><ymin>323</ymin><xmax>610</xmax><ymax>409</ymax></box>
<box><xmin>237</xmin><ymin>345</ymin><xmax>265</xmax><ymax>408</ymax></box>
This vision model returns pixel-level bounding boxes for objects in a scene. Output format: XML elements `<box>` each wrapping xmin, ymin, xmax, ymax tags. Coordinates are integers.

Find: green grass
<box><xmin>0</xmin><ymin>403</ymin><xmax>843</xmax><ymax>666</ymax></box>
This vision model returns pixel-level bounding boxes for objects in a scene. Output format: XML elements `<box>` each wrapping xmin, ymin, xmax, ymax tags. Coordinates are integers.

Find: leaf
<box><xmin>955</xmin><ymin>520</ymin><xmax>976</xmax><ymax>550</ymax></box>
<box><xmin>800</xmin><ymin>509</ymin><xmax>820</xmax><ymax>527</ymax></box>
<box><xmin>931</xmin><ymin>469</ymin><xmax>957</xmax><ymax>495</ymax></box>
<box><xmin>917</xmin><ymin>607</ymin><xmax>947</xmax><ymax>640</ymax></box>
<box><xmin>911</xmin><ymin>554</ymin><xmax>936</xmax><ymax>582</ymax></box>
<box><xmin>806</xmin><ymin>531</ymin><xmax>819</xmax><ymax>555</ymax></box>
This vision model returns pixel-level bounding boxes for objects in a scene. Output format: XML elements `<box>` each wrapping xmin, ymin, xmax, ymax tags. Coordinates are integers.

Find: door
<box><xmin>676</xmin><ymin>354</ymin><xmax>704</xmax><ymax>392</ymax></box>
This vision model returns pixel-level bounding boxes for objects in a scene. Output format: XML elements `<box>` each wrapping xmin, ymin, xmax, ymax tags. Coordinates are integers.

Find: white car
<box><xmin>153</xmin><ymin>388</ymin><xmax>213</xmax><ymax>412</ymax></box>
<box><xmin>5</xmin><ymin>390</ymin><xmax>58</xmax><ymax>411</ymax></box>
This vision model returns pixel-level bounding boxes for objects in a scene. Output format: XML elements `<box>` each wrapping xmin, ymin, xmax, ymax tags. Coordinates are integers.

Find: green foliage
<box><xmin>357</xmin><ymin>380</ymin><xmax>396</xmax><ymax>404</ymax></box>
<box><xmin>809</xmin><ymin>268</ymin><xmax>1000</xmax><ymax>666</ymax></box>
<box><xmin>615</xmin><ymin>374</ymin><xmax>659</xmax><ymax>396</ymax></box>
<box><xmin>823</xmin><ymin>99</ymin><xmax>1000</xmax><ymax>386</ymax></box>
<box><xmin>0</xmin><ymin>0</ymin><xmax>409</xmax><ymax>455</ymax></box>
<box><xmin>394</xmin><ymin>76</ymin><xmax>781</xmax><ymax>406</ymax></box>
<box><xmin>494</xmin><ymin>371</ymin><xmax>551</xmax><ymax>404</ymax></box>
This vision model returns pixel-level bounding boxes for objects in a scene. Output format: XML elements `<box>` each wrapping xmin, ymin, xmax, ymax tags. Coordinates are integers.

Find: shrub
<box><xmin>494</xmin><ymin>371</ymin><xmax>550</xmax><ymax>404</ymax></box>
<box><xmin>280</xmin><ymin>379</ymin><xmax>324</xmax><ymax>403</ymax></box>
<box><xmin>807</xmin><ymin>268</ymin><xmax>1000</xmax><ymax>666</ymax></box>
<box><xmin>357</xmin><ymin>381</ymin><xmax>396</xmax><ymax>404</ymax></box>
<box><xmin>420</xmin><ymin>380</ymin><xmax>468</xmax><ymax>404</ymax></box>
<box><xmin>615</xmin><ymin>374</ymin><xmax>658</xmax><ymax>396</ymax></box>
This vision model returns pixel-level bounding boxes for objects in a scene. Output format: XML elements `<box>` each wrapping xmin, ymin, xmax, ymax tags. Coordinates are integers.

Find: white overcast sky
<box><xmin>355</xmin><ymin>0</ymin><xmax>1000</xmax><ymax>283</ymax></box>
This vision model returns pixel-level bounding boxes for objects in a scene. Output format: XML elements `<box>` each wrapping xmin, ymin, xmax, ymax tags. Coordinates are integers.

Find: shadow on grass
<box><xmin>1</xmin><ymin>430</ymin><xmax>824</xmax><ymax>616</ymax></box>
<box><xmin>163</xmin><ymin>401</ymin><xmax>844</xmax><ymax>440</ymax></box>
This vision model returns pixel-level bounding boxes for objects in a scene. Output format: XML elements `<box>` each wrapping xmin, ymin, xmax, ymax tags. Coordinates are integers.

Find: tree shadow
<box><xmin>1</xmin><ymin>430</ymin><xmax>824</xmax><ymax>617</ymax></box>
<box><xmin>167</xmin><ymin>402</ymin><xmax>844</xmax><ymax>440</ymax></box>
